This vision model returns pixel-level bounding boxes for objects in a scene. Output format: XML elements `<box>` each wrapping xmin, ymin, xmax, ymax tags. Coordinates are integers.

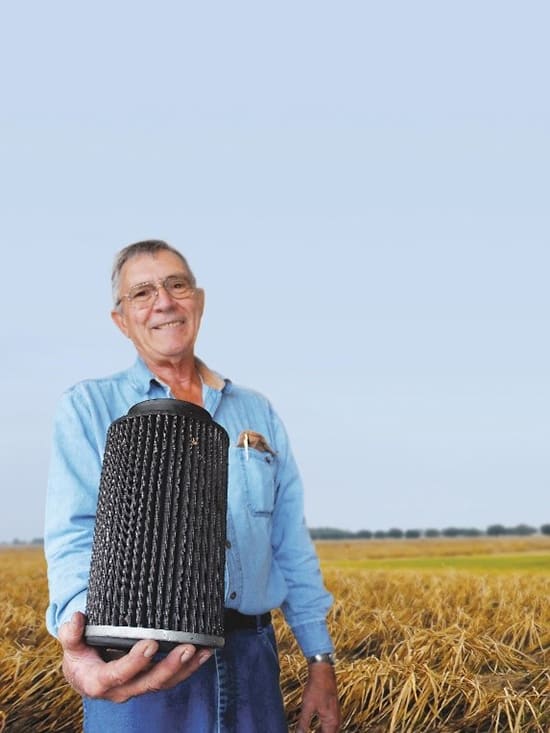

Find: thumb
<box><xmin>58</xmin><ymin>611</ymin><xmax>87</xmax><ymax>650</ymax></box>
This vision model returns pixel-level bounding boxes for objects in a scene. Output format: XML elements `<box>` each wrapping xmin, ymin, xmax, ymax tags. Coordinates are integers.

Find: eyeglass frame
<box><xmin>115</xmin><ymin>274</ymin><xmax>198</xmax><ymax>309</ymax></box>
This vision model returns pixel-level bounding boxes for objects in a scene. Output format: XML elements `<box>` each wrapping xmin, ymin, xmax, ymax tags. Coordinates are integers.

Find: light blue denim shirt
<box><xmin>44</xmin><ymin>357</ymin><xmax>334</xmax><ymax>657</ymax></box>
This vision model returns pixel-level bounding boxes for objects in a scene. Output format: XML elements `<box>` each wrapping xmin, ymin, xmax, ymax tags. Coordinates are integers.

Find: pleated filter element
<box><xmin>85</xmin><ymin>399</ymin><xmax>229</xmax><ymax>651</ymax></box>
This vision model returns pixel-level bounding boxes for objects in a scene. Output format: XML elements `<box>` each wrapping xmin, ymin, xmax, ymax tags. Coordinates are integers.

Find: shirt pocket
<box><xmin>230</xmin><ymin>446</ymin><xmax>277</xmax><ymax>516</ymax></box>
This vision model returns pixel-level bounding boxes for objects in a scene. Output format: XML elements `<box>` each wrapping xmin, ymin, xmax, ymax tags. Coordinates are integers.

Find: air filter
<box><xmin>85</xmin><ymin>398</ymin><xmax>229</xmax><ymax>651</ymax></box>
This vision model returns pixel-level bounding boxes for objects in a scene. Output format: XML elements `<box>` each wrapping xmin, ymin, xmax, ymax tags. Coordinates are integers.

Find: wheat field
<box><xmin>1</xmin><ymin>539</ymin><xmax>549</xmax><ymax>732</ymax></box>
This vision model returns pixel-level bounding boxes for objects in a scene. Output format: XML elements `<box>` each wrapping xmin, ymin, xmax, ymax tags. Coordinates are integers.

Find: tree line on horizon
<box><xmin>3</xmin><ymin>523</ymin><xmax>550</xmax><ymax>545</ymax></box>
<box><xmin>309</xmin><ymin>523</ymin><xmax>550</xmax><ymax>540</ymax></box>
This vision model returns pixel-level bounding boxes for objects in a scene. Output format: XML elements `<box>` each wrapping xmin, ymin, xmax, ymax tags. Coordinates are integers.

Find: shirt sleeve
<box><xmin>44</xmin><ymin>387</ymin><xmax>103</xmax><ymax>637</ymax></box>
<box><xmin>268</xmin><ymin>404</ymin><xmax>335</xmax><ymax>657</ymax></box>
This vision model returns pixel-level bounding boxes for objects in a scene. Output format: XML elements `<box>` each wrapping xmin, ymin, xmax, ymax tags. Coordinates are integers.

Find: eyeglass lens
<box><xmin>127</xmin><ymin>276</ymin><xmax>194</xmax><ymax>305</ymax></box>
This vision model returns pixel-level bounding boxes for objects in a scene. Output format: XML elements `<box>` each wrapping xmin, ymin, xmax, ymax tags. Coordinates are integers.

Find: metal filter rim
<box><xmin>85</xmin><ymin>624</ymin><xmax>225</xmax><ymax>649</ymax></box>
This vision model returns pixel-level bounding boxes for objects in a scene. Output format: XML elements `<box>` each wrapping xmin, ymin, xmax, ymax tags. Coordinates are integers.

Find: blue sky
<box><xmin>1</xmin><ymin>1</ymin><xmax>548</xmax><ymax>541</ymax></box>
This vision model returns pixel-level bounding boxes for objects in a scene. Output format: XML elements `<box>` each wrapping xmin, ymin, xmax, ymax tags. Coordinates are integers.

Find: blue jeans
<box><xmin>82</xmin><ymin>624</ymin><xmax>288</xmax><ymax>732</ymax></box>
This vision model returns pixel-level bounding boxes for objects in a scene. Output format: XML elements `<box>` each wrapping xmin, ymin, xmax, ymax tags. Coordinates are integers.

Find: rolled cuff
<box><xmin>46</xmin><ymin>590</ymin><xmax>87</xmax><ymax>638</ymax></box>
<box><xmin>290</xmin><ymin>619</ymin><xmax>334</xmax><ymax>658</ymax></box>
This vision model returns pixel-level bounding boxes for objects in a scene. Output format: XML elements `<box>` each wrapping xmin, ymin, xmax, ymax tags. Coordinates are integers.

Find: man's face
<box><xmin>111</xmin><ymin>251</ymin><xmax>204</xmax><ymax>368</ymax></box>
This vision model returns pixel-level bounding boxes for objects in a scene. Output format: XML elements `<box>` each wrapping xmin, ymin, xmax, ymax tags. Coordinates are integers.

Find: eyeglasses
<box><xmin>117</xmin><ymin>275</ymin><xmax>197</xmax><ymax>309</ymax></box>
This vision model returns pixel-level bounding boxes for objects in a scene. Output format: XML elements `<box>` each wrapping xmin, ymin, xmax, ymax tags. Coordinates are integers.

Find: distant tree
<box><xmin>309</xmin><ymin>527</ymin><xmax>355</xmax><ymax>540</ymax></box>
<box><xmin>404</xmin><ymin>529</ymin><xmax>422</xmax><ymax>539</ymax></box>
<box><xmin>463</xmin><ymin>528</ymin><xmax>482</xmax><ymax>537</ymax></box>
<box><xmin>541</xmin><ymin>524</ymin><xmax>550</xmax><ymax>536</ymax></box>
<box><xmin>425</xmin><ymin>528</ymin><xmax>440</xmax><ymax>538</ymax></box>
<box><xmin>373</xmin><ymin>530</ymin><xmax>387</xmax><ymax>539</ymax></box>
<box><xmin>511</xmin><ymin>524</ymin><xmax>537</xmax><ymax>536</ymax></box>
<box><xmin>486</xmin><ymin>524</ymin><xmax>507</xmax><ymax>536</ymax></box>
<box><xmin>441</xmin><ymin>527</ymin><xmax>462</xmax><ymax>537</ymax></box>
<box><xmin>355</xmin><ymin>529</ymin><xmax>373</xmax><ymax>539</ymax></box>
<box><xmin>387</xmin><ymin>528</ymin><xmax>404</xmax><ymax>539</ymax></box>
<box><xmin>31</xmin><ymin>537</ymin><xmax>44</xmax><ymax>545</ymax></box>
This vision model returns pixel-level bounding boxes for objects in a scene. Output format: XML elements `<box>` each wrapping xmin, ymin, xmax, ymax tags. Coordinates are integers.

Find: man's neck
<box><xmin>143</xmin><ymin>355</ymin><xmax>203</xmax><ymax>406</ymax></box>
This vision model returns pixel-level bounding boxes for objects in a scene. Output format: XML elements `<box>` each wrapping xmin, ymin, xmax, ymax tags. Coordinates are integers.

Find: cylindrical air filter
<box><xmin>85</xmin><ymin>398</ymin><xmax>229</xmax><ymax>651</ymax></box>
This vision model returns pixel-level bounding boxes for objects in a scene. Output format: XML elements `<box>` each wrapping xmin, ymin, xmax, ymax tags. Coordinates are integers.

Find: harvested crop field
<box><xmin>1</xmin><ymin>538</ymin><xmax>549</xmax><ymax>732</ymax></box>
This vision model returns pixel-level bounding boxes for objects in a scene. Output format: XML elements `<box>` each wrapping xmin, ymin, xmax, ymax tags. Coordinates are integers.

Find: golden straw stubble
<box><xmin>2</xmin><ymin>538</ymin><xmax>550</xmax><ymax>732</ymax></box>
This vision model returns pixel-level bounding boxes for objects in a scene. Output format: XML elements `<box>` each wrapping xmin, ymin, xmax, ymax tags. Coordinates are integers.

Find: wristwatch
<box><xmin>306</xmin><ymin>652</ymin><xmax>336</xmax><ymax>666</ymax></box>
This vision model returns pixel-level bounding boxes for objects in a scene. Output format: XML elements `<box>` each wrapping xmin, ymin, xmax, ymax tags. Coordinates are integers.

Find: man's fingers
<box><xmin>296</xmin><ymin>704</ymin><xmax>314</xmax><ymax>733</ymax></box>
<box><xmin>135</xmin><ymin>644</ymin><xmax>201</xmax><ymax>693</ymax></box>
<box><xmin>94</xmin><ymin>640</ymin><xmax>162</xmax><ymax>689</ymax></box>
<box><xmin>135</xmin><ymin>644</ymin><xmax>214</xmax><ymax>692</ymax></box>
<box><xmin>99</xmin><ymin>643</ymin><xmax>211</xmax><ymax>702</ymax></box>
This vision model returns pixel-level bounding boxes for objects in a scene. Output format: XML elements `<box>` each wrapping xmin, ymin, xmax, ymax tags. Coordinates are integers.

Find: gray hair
<box><xmin>111</xmin><ymin>239</ymin><xmax>196</xmax><ymax>308</ymax></box>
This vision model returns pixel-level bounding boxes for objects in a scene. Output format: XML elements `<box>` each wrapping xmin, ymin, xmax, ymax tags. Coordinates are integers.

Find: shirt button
<box><xmin>229</xmin><ymin>591</ymin><xmax>237</xmax><ymax>600</ymax></box>
<box><xmin>225</xmin><ymin>540</ymin><xmax>232</xmax><ymax>549</ymax></box>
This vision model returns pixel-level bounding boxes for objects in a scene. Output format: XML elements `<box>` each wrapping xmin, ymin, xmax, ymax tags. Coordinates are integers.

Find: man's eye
<box><xmin>170</xmin><ymin>279</ymin><xmax>188</xmax><ymax>291</ymax></box>
<box><xmin>131</xmin><ymin>285</ymin><xmax>154</xmax><ymax>300</ymax></box>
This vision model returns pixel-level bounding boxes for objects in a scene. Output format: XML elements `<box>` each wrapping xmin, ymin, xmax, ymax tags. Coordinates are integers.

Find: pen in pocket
<box><xmin>237</xmin><ymin>430</ymin><xmax>276</xmax><ymax>459</ymax></box>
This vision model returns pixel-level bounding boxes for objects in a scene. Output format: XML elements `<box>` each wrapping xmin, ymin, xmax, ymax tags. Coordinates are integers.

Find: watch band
<box><xmin>306</xmin><ymin>652</ymin><xmax>336</xmax><ymax>665</ymax></box>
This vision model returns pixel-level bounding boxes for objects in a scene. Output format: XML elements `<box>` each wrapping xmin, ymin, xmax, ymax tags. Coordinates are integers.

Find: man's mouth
<box><xmin>153</xmin><ymin>320</ymin><xmax>185</xmax><ymax>330</ymax></box>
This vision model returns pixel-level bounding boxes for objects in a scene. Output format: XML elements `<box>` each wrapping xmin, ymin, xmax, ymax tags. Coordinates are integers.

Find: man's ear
<box><xmin>111</xmin><ymin>308</ymin><xmax>130</xmax><ymax>338</ymax></box>
<box><xmin>196</xmin><ymin>288</ymin><xmax>205</xmax><ymax>317</ymax></box>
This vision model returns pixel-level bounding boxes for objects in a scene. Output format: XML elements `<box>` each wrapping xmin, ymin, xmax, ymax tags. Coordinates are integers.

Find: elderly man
<box><xmin>45</xmin><ymin>240</ymin><xmax>341</xmax><ymax>732</ymax></box>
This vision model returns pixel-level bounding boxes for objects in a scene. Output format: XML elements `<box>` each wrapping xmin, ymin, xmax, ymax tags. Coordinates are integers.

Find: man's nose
<box><xmin>152</xmin><ymin>283</ymin><xmax>175</xmax><ymax>308</ymax></box>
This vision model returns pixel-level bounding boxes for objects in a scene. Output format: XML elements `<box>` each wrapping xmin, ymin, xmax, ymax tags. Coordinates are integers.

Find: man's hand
<box><xmin>297</xmin><ymin>661</ymin><xmax>341</xmax><ymax>732</ymax></box>
<box><xmin>59</xmin><ymin>611</ymin><xmax>213</xmax><ymax>703</ymax></box>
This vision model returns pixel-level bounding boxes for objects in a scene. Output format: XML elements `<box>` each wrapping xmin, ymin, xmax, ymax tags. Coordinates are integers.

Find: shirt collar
<box><xmin>128</xmin><ymin>355</ymin><xmax>227</xmax><ymax>396</ymax></box>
